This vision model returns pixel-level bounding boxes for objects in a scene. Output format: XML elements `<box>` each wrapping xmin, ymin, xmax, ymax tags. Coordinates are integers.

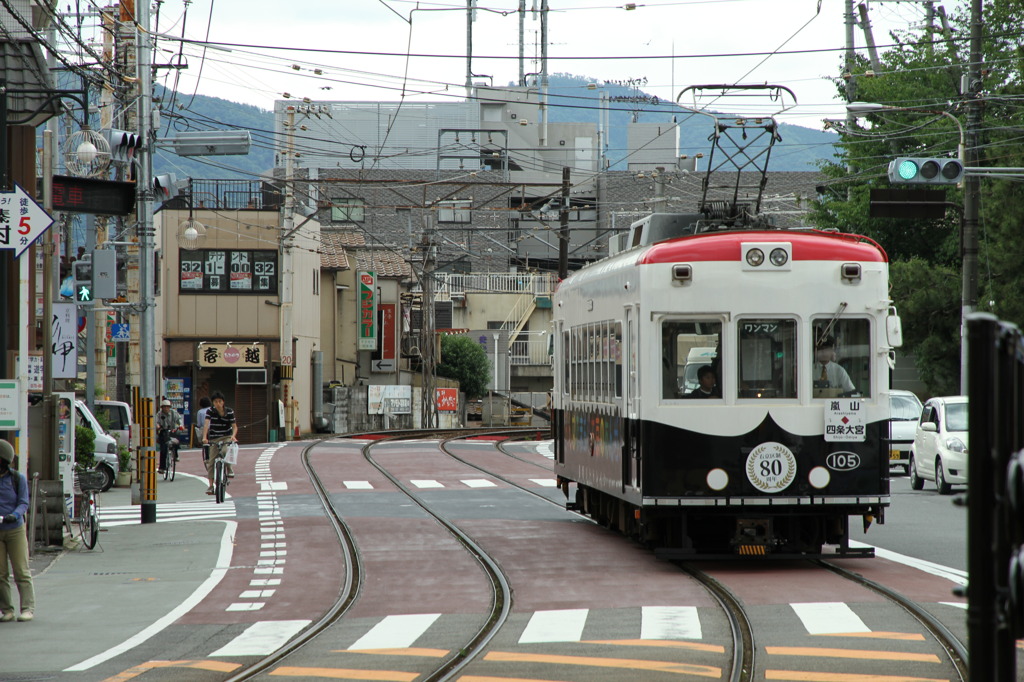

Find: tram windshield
<box><xmin>812</xmin><ymin>319</ymin><xmax>870</xmax><ymax>398</ymax></box>
<box><xmin>662</xmin><ymin>321</ymin><xmax>721</xmax><ymax>399</ymax></box>
<box><xmin>738</xmin><ymin>319</ymin><xmax>797</xmax><ymax>399</ymax></box>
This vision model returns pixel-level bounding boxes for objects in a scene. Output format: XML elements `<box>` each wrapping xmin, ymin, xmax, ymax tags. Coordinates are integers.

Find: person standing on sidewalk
<box><xmin>201</xmin><ymin>391</ymin><xmax>238</xmax><ymax>494</ymax></box>
<box><xmin>0</xmin><ymin>439</ymin><xmax>34</xmax><ymax>622</ymax></box>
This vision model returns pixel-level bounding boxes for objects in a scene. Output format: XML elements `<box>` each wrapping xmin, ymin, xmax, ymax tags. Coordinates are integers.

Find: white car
<box><xmin>888</xmin><ymin>390</ymin><xmax>923</xmax><ymax>474</ymax></box>
<box><xmin>75</xmin><ymin>400</ymin><xmax>119</xmax><ymax>492</ymax></box>
<box><xmin>909</xmin><ymin>396</ymin><xmax>968</xmax><ymax>494</ymax></box>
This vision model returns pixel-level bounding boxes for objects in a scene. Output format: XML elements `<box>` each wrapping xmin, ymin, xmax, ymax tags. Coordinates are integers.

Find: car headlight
<box><xmin>946</xmin><ymin>437</ymin><xmax>967</xmax><ymax>454</ymax></box>
<box><xmin>107</xmin><ymin>442</ymin><xmax>117</xmax><ymax>454</ymax></box>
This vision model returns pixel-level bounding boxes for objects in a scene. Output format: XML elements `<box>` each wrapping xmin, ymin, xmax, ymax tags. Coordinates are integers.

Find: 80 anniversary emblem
<box><xmin>746</xmin><ymin>442</ymin><xmax>797</xmax><ymax>493</ymax></box>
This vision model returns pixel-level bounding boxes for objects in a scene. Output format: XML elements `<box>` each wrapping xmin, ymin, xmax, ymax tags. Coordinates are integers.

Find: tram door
<box><xmin>623</xmin><ymin>306</ymin><xmax>640</xmax><ymax>490</ymax></box>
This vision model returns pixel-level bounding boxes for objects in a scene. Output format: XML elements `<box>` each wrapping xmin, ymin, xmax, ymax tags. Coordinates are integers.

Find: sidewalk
<box><xmin>8</xmin><ymin>467</ymin><xmax>235</xmax><ymax>677</ymax></box>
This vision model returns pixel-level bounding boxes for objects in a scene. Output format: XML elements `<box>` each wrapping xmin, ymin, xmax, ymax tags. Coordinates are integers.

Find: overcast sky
<box><xmin>137</xmin><ymin>0</ymin><xmax>957</xmax><ymax>129</ymax></box>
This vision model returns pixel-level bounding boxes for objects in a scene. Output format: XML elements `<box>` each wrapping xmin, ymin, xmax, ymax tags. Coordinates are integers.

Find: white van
<box><xmin>94</xmin><ymin>400</ymin><xmax>133</xmax><ymax>450</ymax></box>
<box><xmin>75</xmin><ymin>400</ymin><xmax>119</xmax><ymax>491</ymax></box>
<box><xmin>681</xmin><ymin>346</ymin><xmax>718</xmax><ymax>393</ymax></box>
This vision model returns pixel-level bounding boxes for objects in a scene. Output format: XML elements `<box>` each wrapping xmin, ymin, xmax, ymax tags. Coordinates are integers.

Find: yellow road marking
<box><xmin>102</xmin><ymin>660</ymin><xmax>241</xmax><ymax>681</ymax></box>
<box><xmin>766</xmin><ymin>647</ymin><xmax>941</xmax><ymax>663</ymax></box>
<box><xmin>813</xmin><ymin>632</ymin><xmax>927</xmax><ymax>641</ymax></box>
<box><xmin>269</xmin><ymin>667</ymin><xmax>418</xmax><ymax>681</ymax></box>
<box><xmin>584</xmin><ymin>639</ymin><xmax>727</xmax><ymax>653</ymax></box>
<box><xmin>337</xmin><ymin>648</ymin><xmax>448</xmax><ymax>658</ymax></box>
<box><xmin>765</xmin><ymin>671</ymin><xmax>951</xmax><ymax>681</ymax></box>
<box><xmin>484</xmin><ymin>651</ymin><xmax>721</xmax><ymax>677</ymax></box>
<box><xmin>459</xmin><ymin>677</ymin><xmax>574</xmax><ymax>682</ymax></box>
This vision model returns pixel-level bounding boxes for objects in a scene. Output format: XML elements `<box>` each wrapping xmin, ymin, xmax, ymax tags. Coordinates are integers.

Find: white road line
<box><xmin>850</xmin><ymin>540</ymin><xmax>968</xmax><ymax>586</ymax></box>
<box><xmin>791</xmin><ymin>602</ymin><xmax>870</xmax><ymax>635</ymax></box>
<box><xmin>410</xmin><ymin>479</ymin><xmax>444</xmax><ymax>489</ymax></box>
<box><xmin>641</xmin><ymin>606</ymin><xmax>702</xmax><ymax>640</ymax></box>
<box><xmin>210</xmin><ymin>620</ymin><xmax>311</xmax><ymax>657</ymax></box>
<box><xmin>529</xmin><ymin>478</ymin><xmax>557</xmax><ymax>487</ymax></box>
<box><xmin>227</xmin><ymin>602</ymin><xmax>265</xmax><ymax>611</ymax></box>
<box><xmin>344</xmin><ymin>481</ymin><xmax>373</xmax><ymax>489</ymax></box>
<box><xmin>462</xmin><ymin>479</ymin><xmax>497</xmax><ymax>488</ymax></box>
<box><xmin>65</xmin><ymin>521</ymin><xmax>237</xmax><ymax>671</ymax></box>
<box><xmin>348</xmin><ymin>614</ymin><xmax>442</xmax><ymax>650</ymax></box>
<box><xmin>519</xmin><ymin>609</ymin><xmax>588</xmax><ymax>644</ymax></box>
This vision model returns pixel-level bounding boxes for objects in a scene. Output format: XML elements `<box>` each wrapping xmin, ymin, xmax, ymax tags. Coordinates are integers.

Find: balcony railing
<box><xmin>415</xmin><ymin>272</ymin><xmax>557</xmax><ymax>299</ymax></box>
<box><xmin>165</xmin><ymin>180</ymin><xmax>284</xmax><ymax>211</ymax></box>
<box><xmin>510</xmin><ymin>331</ymin><xmax>551</xmax><ymax>366</ymax></box>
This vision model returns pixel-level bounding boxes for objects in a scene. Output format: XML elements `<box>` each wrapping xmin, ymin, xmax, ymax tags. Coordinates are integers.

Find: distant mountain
<box><xmin>153</xmin><ymin>76</ymin><xmax>835</xmax><ymax>180</ymax></box>
<box><xmin>542</xmin><ymin>73</ymin><xmax>835</xmax><ymax>171</ymax></box>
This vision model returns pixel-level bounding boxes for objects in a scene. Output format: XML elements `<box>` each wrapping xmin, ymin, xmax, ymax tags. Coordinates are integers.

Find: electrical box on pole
<box><xmin>91</xmin><ymin>249</ymin><xmax>117</xmax><ymax>299</ymax></box>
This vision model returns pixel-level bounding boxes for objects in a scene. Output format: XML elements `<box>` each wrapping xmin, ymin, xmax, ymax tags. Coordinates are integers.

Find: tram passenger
<box><xmin>687</xmin><ymin>365</ymin><xmax>718</xmax><ymax>398</ymax></box>
<box><xmin>813</xmin><ymin>335</ymin><xmax>855</xmax><ymax>398</ymax></box>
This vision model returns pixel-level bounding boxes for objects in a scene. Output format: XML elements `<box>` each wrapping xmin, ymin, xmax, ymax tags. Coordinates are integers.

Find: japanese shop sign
<box><xmin>197</xmin><ymin>342</ymin><xmax>266</xmax><ymax>368</ymax></box>
<box><xmin>436</xmin><ymin>388</ymin><xmax>458</xmax><ymax>412</ymax></box>
<box><xmin>0</xmin><ymin>184</ymin><xmax>54</xmax><ymax>258</ymax></box>
<box><xmin>51</xmin><ymin>304</ymin><xmax>78</xmax><ymax>379</ymax></box>
<box><xmin>358</xmin><ymin>271</ymin><xmax>377</xmax><ymax>351</ymax></box>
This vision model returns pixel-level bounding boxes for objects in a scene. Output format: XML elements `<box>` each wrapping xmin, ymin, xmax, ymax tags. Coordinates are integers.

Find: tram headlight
<box><xmin>707</xmin><ymin>468</ymin><xmax>729</xmax><ymax>491</ymax></box>
<box><xmin>745</xmin><ymin>248</ymin><xmax>765</xmax><ymax>267</ymax></box>
<box><xmin>809</xmin><ymin>466</ymin><xmax>831</xmax><ymax>489</ymax></box>
<box><xmin>769</xmin><ymin>248</ymin><xmax>789</xmax><ymax>267</ymax></box>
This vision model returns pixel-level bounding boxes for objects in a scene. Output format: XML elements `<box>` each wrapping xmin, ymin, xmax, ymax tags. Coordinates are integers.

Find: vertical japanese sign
<box><xmin>51</xmin><ymin>303</ymin><xmax>78</xmax><ymax>378</ymax></box>
<box><xmin>371</xmin><ymin>303</ymin><xmax>396</xmax><ymax>373</ymax></box>
<box><xmin>358</xmin><ymin>271</ymin><xmax>377</xmax><ymax>350</ymax></box>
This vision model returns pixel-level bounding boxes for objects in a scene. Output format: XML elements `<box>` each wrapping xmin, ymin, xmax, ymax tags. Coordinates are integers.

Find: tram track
<box><xmin>217</xmin><ymin>431</ymin><xmax>964</xmax><ymax>682</ymax></box>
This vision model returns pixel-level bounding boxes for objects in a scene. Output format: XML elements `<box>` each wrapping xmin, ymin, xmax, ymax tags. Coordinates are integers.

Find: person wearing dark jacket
<box><xmin>0</xmin><ymin>439</ymin><xmax>34</xmax><ymax>622</ymax></box>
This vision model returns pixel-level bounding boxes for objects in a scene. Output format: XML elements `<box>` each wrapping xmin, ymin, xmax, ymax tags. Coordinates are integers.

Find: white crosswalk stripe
<box><xmin>99</xmin><ymin>500</ymin><xmax>236</xmax><ymax>527</ymax></box>
<box><xmin>334</xmin><ymin>602</ymin><xmax>903</xmax><ymax>650</ymax></box>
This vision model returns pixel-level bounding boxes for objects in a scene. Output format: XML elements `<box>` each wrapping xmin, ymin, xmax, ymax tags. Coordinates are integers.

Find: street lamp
<box><xmin>846</xmin><ymin>101</ymin><xmax>973</xmax><ymax>395</ymax></box>
<box><xmin>847</xmin><ymin>102</ymin><xmax>965</xmax><ymax>165</ymax></box>
<box><xmin>63</xmin><ymin>125</ymin><xmax>111</xmax><ymax>178</ymax></box>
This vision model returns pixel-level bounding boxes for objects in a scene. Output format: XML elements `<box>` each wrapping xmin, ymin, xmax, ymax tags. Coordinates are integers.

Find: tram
<box><xmin>551</xmin><ymin>211</ymin><xmax>902</xmax><ymax>557</ymax></box>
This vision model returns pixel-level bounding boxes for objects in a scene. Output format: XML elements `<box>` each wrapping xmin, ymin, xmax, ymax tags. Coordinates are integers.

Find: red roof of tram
<box><xmin>637</xmin><ymin>230</ymin><xmax>888</xmax><ymax>264</ymax></box>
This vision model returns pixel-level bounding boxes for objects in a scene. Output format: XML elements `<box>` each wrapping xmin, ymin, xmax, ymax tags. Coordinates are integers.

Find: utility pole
<box><xmin>136</xmin><ymin>0</ymin><xmax>158</xmax><ymax>523</ymax></box>
<box><xmin>280</xmin><ymin>106</ymin><xmax>296</xmax><ymax>441</ymax></box>
<box><xmin>960</xmin><ymin>0</ymin><xmax>982</xmax><ymax>396</ymax></box>
<box><xmin>418</xmin><ymin>219</ymin><xmax>436</xmax><ymax>429</ymax></box>
<box><xmin>843</xmin><ymin>0</ymin><xmax>857</xmax><ymax>199</ymax></box>
<box><xmin>558</xmin><ymin>167</ymin><xmax>570</xmax><ymax>279</ymax></box>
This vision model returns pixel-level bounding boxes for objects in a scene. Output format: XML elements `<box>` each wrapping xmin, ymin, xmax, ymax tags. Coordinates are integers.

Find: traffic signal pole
<box><xmin>960</xmin><ymin>0</ymin><xmax>982</xmax><ymax>396</ymax></box>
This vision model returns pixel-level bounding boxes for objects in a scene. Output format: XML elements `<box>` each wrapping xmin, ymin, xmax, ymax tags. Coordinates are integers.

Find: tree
<box><xmin>437</xmin><ymin>334</ymin><xmax>491</xmax><ymax>399</ymax></box>
<box><xmin>809</xmin><ymin>2</ymin><xmax>1024</xmax><ymax>396</ymax></box>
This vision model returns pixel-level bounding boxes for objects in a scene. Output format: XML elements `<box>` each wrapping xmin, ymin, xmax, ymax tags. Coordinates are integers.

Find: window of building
<box><xmin>437</xmin><ymin>200</ymin><xmax>472</xmax><ymax>223</ymax></box>
<box><xmin>331</xmin><ymin>198</ymin><xmax>365</xmax><ymax>222</ymax></box>
<box><xmin>179</xmin><ymin>249</ymin><xmax>278</xmax><ymax>294</ymax></box>
<box><xmin>811</xmin><ymin>319</ymin><xmax>870</xmax><ymax>398</ymax></box>
<box><xmin>661</xmin><ymin>320</ymin><xmax>721</xmax><ymax>400</ymax></box>
<box><xmin>738</xmin><ymin>318</ymin><xmax>796</xmax><ymax>399</ymax></box>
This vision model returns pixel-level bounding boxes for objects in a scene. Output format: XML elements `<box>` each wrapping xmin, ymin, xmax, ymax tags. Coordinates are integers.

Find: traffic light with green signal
<box><xmin>888</xmin><ymin>157</ymin><xmax>964</xmax><ymax>185</ymax></box>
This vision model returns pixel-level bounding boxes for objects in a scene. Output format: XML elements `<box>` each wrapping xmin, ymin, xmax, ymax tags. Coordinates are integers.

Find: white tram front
<box><xmin>551</xmin><ymin>216</ymin><xmax>901</xmax><ymax>558</ymax></box>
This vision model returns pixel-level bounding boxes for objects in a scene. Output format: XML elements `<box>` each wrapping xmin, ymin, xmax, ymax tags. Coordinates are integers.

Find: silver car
<box><xmin>909</xmin><ymin>396</ymin><xmax>969</xmax><ymax>494</ymax></box>
<box><xmin>888</xmin><ymin>390</ymin><xmax>923</xmax><ymax>475</ymax></box>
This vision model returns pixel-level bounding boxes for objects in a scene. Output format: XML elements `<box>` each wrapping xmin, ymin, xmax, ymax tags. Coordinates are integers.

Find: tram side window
<box><xmin>569</xmin><ymin>322</ymin><xmax>621</xmax><ymax>404</ymax></box>
<box><xmin>662</xmin><ymin>320</ymin><xmax>721</xmax><ymax>399</ymax></box>
<box><xmin>812</xmin><ymin>319</ymin><xmax>870</xmax><ymax>398</ymax></box>
<box><xmin>738</xmin><ymin>319</ymin><xmax>797</xmax><ymax>399</ymax></box>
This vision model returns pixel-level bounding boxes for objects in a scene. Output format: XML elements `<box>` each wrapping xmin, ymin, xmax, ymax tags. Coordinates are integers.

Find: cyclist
<box><xmin>201</xmin><ymin>391</ymin><xmax>238</xmax><ymax>495</ymax></box>
<box><xmin>156</xmin><ymin>399</ymin><xmax>184</xmax><ymax>474</ymax></box>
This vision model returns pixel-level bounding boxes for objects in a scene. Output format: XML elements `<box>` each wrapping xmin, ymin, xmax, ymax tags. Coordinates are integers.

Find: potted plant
<box><xmin>115</xmin><ymin>445</ymin><xmax>132</xmax><ymax>487</ymax></box>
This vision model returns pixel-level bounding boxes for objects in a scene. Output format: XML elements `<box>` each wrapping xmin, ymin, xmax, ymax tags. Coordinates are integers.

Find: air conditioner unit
<box><xmin>237</xmin><ymin>368</ymin><xmax>267</xmax><ymax>385</ymax></box>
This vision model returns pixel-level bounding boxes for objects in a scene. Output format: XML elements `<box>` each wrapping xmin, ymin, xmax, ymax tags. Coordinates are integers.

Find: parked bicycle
<box><xmin>76</xmin><ymin>469</ymin><xmax>105</xmax><ymax>549</ymax></box>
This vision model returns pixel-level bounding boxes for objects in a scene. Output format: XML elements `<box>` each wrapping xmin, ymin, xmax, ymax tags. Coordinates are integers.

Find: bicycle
<box><xmin>159</xmin><ymin>427</ymin><xmax>184</xmax><ymax>481</ymax></box>
<box><xmin>209</xmin><ymin>436</ymin><xmax>234</xmax><ymax>504</ymax></box>
<box><xmin>76</xmin><ymin>469</ymin><xmax>105</xmax><ymax>549</ymax></box>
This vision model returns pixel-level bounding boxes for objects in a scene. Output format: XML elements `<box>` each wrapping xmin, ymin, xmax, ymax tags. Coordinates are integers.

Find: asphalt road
<box><xmin>851</xmin><ymin>467</ymin><xmax>968</xmax><ymax>572</ymax></box>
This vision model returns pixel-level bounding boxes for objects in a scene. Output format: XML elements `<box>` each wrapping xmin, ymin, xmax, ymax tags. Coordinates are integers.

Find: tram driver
<box><xmin>812</xmin><ymin>335</ymin><xmax>855</xmax><ymax>398</ymax></box>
